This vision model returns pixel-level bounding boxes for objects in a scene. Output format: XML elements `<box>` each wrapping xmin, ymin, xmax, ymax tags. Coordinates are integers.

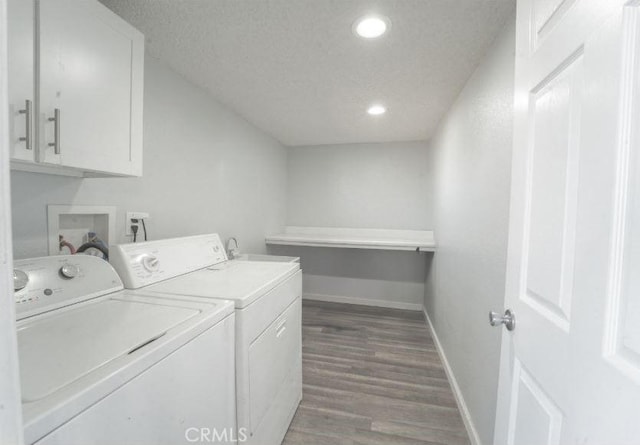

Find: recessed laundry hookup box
<box><xmin>47</xmin><ymin>205</ymin><xmax>116</xmax><ymax>258</ymax></box>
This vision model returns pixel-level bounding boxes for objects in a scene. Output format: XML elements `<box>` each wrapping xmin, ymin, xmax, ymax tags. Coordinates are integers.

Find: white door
<box><xmin>493</xmin><ymin>0</ymin><xmax>640</xmax><ymax>443</ymax></box>
<box><xmin>7</xmin><ymin>0</ymin><xmax>34</xmax><ymax>163</ymax></box>
<box><xmin>38</xmin><ymin>0</ymin><xmax>143</xmax><ymax>175</ymax></box>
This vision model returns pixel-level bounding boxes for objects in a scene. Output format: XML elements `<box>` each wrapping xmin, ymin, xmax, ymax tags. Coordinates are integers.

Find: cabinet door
<box><xmin>7</xmin><ymin>0</ymin><xmax>35</xmax><ymax>163</ymax></box>
<box><xmin>38</xmin><ymin>0</ymin><xmax>143</xmax><ymax>176</ymax></box>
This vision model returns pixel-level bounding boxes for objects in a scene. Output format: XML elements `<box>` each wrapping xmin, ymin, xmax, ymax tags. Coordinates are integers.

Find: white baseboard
<box><xmin>303</xmin><ymin>293</ymin><xmax>423</xmax><ymax>311</ymax></box>
<box><xmin>424</xmin><ymin>308</ymin><xmax>482</xmax><ymax>445</ymax></box>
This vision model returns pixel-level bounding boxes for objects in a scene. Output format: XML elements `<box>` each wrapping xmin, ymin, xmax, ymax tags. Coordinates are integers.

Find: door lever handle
<box><xmin>489</xmin><ymin>309</ymin><xmax>516</xmax><ymax>331</ymax></box>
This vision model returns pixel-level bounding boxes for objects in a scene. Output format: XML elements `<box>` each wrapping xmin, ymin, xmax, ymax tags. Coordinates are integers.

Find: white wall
<box><xmin>278</xmin><ymin>141</ymin><xmax>432</xmax><ymax>310</ymax></box>
<box><xmin>424</xmin><ymin>18</ymin><xmax>515</xmax><ymax>445</ymax></box>
<box><xmin>11</xmin><ymin>55</ymin><xmax>287</xmax><ymax>259</ymax></box>
<box><xmin>269</xmin><ymin>243</ymin><xmax>429</xmax><ymax>310</ymax></box>
<box><xmin>287</xmin><ymin>141</ymin><xmax>432</xmax><ymax>229</ymax></box>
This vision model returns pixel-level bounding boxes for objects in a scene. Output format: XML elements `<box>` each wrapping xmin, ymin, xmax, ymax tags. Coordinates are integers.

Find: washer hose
<box><xmin>76</xmin><ymin>242</ymin><xmax>109</xmax><ymax>261</ymax></box>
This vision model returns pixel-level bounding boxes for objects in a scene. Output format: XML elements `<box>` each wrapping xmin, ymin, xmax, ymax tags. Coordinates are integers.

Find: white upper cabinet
<box><xmin>9</xmin><ymin>0</ymin><xmax>144</xmax><ymax>177</ymax></box>
<box><xmin>38</xmin><ymin>0</ymin><xmax>144</xmax><ymax>176</ymax></box>
<box><xmin>7</xmin><ymin>0</ymin><xmax>35</xmax><ymax>163</ymax></box>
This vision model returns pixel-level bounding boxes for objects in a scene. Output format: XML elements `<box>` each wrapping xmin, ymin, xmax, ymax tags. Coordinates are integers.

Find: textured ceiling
<box><xmin>100</xmin><ymin>0</ymin><xmax>515</xmax><ymax>146</ymax></box>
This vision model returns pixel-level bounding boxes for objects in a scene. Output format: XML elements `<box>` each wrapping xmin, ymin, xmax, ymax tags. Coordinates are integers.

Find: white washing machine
<box><xmin>14</xmin><ymin>255</ymin><xmax>236</xmax><ymax>445</ymax></box>
<box><xmin>110</xmin><ymin>234</ymin><xmax>302</xmax><ymax>445</ymax></box>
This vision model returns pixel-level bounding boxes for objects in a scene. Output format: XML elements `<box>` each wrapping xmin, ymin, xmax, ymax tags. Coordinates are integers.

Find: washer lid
<box><xmin>18</xmin><ymin>296</ymin><xmax>200</xmax><ymax>402</ymax></box>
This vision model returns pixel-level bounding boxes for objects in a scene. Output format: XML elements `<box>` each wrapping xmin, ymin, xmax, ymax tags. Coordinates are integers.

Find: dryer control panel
<box><xmin>14</xmin><ymin>255</ymin><xmax>123</xmax><ymax>320</ymax></box>
<box><xmin>110</xmin><ymin>234</ymin><xmax>228</xmax><ymax>289</ymax></box>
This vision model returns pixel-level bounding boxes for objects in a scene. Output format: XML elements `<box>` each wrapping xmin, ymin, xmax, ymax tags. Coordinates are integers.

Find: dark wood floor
<box><xmin>283</xmin><ymin>300</ymin><xmax>471</xmax><ymax>445</ymax></box>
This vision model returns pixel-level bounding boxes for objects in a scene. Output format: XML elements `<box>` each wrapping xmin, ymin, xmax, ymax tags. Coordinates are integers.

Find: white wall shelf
<box><xmin>266</xmin><ymin>226</ymin><xmax>436</xmax><ymax>252</ymax></box>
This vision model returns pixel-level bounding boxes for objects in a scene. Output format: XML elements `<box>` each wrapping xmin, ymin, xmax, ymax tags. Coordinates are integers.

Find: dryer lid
<box><xmin>146</xmin><ymin>261</ymin><xmax>299</xmax><ymax>308</ymax></box>
<box><xmin>18</xmin><ymin>295</ymin><xmax>200</xmax><ymax>402</ymax></box>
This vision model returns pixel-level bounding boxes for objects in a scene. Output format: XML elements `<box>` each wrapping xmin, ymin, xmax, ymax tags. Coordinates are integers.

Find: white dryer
<box><xmin>110</xmin><ymin>234</ymin><xmax>302</xmax><ymax>445</ymax></box>
<box><xmin>14</xmin><ymin>255</ymin><xmax>236</xmax><ymax>445</ymax></box>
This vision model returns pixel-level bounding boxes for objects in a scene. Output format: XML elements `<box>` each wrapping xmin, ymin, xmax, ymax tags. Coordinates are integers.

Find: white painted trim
<box><xmin>303</xmin><ymin>292</ymin><xmax>423</xmax><ymax>311</ymax></box>
<box><xmin>423</xmin><ymin>308</ymin><xmax>482</xmax><ymax>445</ymax></box>
<box><xmin>0</xmin><ymin>0</ymin><xmax>25</xmax><ymax>441</ymax></box>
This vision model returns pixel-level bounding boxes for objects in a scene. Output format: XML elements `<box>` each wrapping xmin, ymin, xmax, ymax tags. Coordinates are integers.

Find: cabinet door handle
<box><xmin>48</xmin><ymin>108</ymin><xmax>60</xmax><ymax>154</ymax></box>
<box><xmin>18</xmin><ymin>99</ymin><xmax>33</xmax><ymax>150</ymax></box>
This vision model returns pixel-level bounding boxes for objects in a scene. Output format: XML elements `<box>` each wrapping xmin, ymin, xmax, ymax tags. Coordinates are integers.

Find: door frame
<box><xmin>0</xmin><ymin>0</ymin><xmax>24</xmax><ymax>442</ymax></box>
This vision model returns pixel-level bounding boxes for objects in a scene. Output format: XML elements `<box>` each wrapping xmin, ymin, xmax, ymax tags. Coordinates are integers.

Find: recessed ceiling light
<box><xmin>354</xmin><ymin>15</ymin><xmax>389</xmax><ymax>39</ymax></box>
<box><xmin>367</xmin><ymin>104</ymin><xmax>386</xmax><ymax>115</ymax></box>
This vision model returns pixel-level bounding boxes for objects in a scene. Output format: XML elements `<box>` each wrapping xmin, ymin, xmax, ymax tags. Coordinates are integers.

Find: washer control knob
<box><xmin>213</xmin><ymin>245</ymin><xmax>220</xmax><ymax>253</ymax></box>
<box><xmin>142</xmin><ymin>255</ymin><xmax>160</xmax><ymax>272</ymax></box>
<box><xmin>60</xmin><ymin>264</ymin><xmax>80</xmax><ymax>279</ymax></box>
<box><xmin>13</xmin><ymin>270</ymin><xmax>29</xmax><ymax>291</ymax></box>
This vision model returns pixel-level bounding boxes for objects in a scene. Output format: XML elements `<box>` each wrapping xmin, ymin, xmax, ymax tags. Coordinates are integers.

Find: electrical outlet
<box><xmin>125</xmin><ymin>212</ymin><xmax>150</xmax><ymax>236</ymax></box>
